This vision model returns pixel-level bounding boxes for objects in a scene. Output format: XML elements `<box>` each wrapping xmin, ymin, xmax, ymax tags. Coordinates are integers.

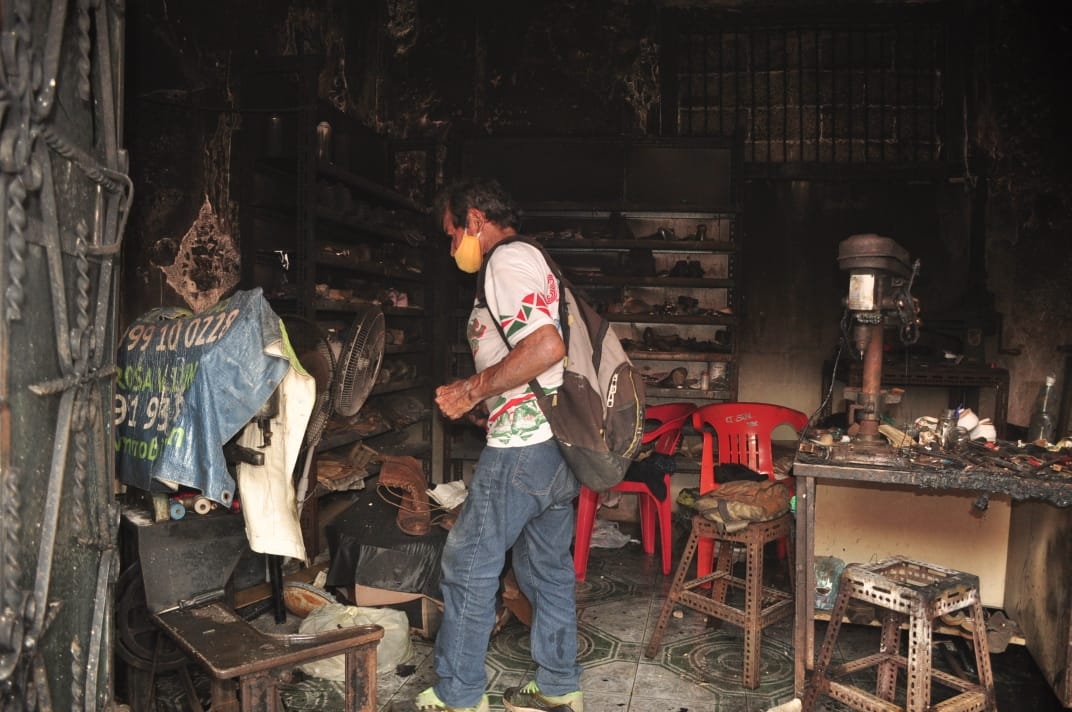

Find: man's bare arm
<box><xmin>435</xmin><ymin>324</ymin><xmax>565</xmax><ymax>421</ymax></box>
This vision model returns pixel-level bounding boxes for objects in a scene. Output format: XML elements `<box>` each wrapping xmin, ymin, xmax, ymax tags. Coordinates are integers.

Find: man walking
<box><xmin>412</xmin><ymin>178</ymin><xmax>583</xmax><ymax>712</ymax></box>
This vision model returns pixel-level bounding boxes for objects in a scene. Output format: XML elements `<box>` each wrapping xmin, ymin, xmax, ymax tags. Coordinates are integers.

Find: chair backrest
<box><xmin>641</xmin><ymin>402</ymin><xmax>697</xmax><ymax>456</ymax></box>
<box><xmin>692</xmin><ymin>402</ymin><xmax>809</xmax><ymax>493</ymax></box>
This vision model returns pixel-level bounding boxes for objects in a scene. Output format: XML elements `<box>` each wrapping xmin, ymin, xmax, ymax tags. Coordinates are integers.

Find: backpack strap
<box><xmin>476</xmin><ymin>236</ymin><xmax>567</xmax><ymax>309</ymax></box>
<box><xmin>474</xmin><ymin>235</ymin><xmax>569</xmax><ymax>401</ymax></box>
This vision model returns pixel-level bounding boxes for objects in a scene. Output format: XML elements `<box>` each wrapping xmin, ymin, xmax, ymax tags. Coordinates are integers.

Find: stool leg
<box><xmin>905</xmin><ymin>607</ymin><xmax>934</xmax><ymax>712</ymax></box>
<box><xmin>741</xmin><ymin>537</ymin><xmax>765</xmax><ymax>689</ymax></box>
<box><xmin>697</xmin><ymin>537</ymin><xmax>715</xmax><ymax>580</ymax></box>
<box><xmin>645</xmin><ymin>522</ymin><xmax>701</xmax><ymax>658</ymax></box>
<box><xmin>968</xmin><ymin>599</ymin><xmax>998</xmax><ymax>709</ymax></box>
<box><xmin>876</xmin><ymin>610</ymin><xmax>903</xmax><ymax>702</ymax></box>
<box><xmin>709</xmin><ymin>539</ymin><xmax>734</xmax><ymax>623</ymax></box>
<box><xmin>802</xmin><ymin>575</ymin><xmax>854</xmax><ymax>711</ymax></box>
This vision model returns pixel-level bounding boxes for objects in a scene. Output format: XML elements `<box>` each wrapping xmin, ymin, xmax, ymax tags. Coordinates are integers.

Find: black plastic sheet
<box><xmin>325</xmin><ymin>488</ymin><xmax>446</xmax><ymax>598</ymax></box>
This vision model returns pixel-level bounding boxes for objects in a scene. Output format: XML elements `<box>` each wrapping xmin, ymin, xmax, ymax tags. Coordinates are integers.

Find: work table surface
<box><xmin>791</xmin><ymin>439</ymin><xmax>1072</xmax><ymax>698</ymax></box>
<box><xmin>794</xmin><ymin>443</ymin><xmax>1072</xmax><ymax>506</ymax></box>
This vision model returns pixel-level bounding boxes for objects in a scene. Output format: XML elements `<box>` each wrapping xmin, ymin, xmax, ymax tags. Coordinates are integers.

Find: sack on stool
<box><xmin>694</xmin><ymin>480</ymin><xmax>790</xmax><ymax>533</ymax></box>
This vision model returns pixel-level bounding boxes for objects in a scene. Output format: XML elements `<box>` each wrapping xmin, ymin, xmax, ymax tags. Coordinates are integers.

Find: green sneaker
<box><xmin>502</xmin><ymin>681</ymin><xmax>583</xmax><ymax>712</ymax></box>
<box><xmin>413</xmin><ymin>686</ymin><xmax>490</xmax><ymax>712</ymax></box>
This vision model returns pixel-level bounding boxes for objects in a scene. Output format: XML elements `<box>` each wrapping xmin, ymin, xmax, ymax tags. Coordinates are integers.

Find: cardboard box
<box><xmin>350</xmin><ymin>584</ymin><xmax>443</xmax><ymax>639</ymax></box>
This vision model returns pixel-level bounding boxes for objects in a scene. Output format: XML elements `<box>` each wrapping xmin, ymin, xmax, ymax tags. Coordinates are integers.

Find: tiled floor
<box><xmin>144</xmin><ymin>524</ymin><xmax>1067</xmax><ymax>711</ymax></box>
<box><xmin>375</xmin><ymin>531</ymin><xmax>1067</xmax><ymax>712</ymax></box>
<box><xmin>379</xmin><ymin>541</ymin><xmax>799</xmax><ymax>712</ymax></box>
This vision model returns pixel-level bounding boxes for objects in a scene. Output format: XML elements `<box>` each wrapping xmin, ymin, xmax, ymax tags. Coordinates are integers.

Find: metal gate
<box><xmin>0</xmin><ymin>1</ymin><xmax>130</xmax><ymax>709</ymax></box>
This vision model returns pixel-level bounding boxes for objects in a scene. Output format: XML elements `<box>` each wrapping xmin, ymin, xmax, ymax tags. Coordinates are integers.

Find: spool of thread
<box><xmin>193</xmin><ymin>497</ymin><xmax>213</xmax><ymax>515</ymax></box>
<box><xmin>169</xmin><ymin>501</ymin><xmax>186</xmax><ymax>520</ymax></box>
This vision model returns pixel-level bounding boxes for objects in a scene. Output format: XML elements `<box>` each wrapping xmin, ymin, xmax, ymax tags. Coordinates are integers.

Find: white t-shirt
<box><xmin>468</xmin><ymin>241</ymin><xmax>563</xmax><ymax>447</ymax></box>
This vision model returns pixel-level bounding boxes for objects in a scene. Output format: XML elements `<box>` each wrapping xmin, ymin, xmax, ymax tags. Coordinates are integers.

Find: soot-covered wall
<box><xmin>123</xmin><ymin>0</ymin><xmax>1071</xmax><ymax>427</ymax></box>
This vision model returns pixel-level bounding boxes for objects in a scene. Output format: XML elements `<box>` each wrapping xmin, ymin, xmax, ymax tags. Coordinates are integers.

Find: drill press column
<box><xmin>837</xmin><ymin>234</ymin><xmax>920</xmax><ymax>443</ymax></box>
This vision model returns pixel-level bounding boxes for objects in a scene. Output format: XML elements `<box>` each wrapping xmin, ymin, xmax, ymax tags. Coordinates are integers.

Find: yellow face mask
<box><xmin>453</xmin><ymin>232</ymin><xmax>482</xmax><ymax>273</ymax></box>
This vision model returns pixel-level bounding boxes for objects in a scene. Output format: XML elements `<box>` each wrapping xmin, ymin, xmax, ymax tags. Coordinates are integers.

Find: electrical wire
<box><xmin>791</xmin><ymin>331</ymin><xmax>848</xmax><ymax>467</ymax></box>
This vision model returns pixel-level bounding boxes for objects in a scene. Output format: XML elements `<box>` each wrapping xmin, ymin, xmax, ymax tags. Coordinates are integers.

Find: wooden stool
<box><xmin>802</xmin><ymin>556</ymin><xmax>997</xmax><ymax>712</ymax></box>
<box><xmin>153</xmin><ymin>601</ymin><xmax>384</xmax><ymax>711</ymax></box>
<box><xmin>644</xmin><ymin>512</ymin><xmax>794</xmax><ymax>689</ymax></box>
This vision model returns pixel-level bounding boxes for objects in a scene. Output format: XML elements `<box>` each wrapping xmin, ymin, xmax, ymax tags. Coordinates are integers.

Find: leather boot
<box><xmin>377</xmin><ymin>455</ymin><xmax>431</xmax><ymax>536</ymax></box>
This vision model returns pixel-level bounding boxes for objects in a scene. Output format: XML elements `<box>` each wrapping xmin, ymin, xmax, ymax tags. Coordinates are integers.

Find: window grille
<box><xmin>662</xmin><ymin>8</ymin><xmax>956</xmax><ymax>166</ymax></box>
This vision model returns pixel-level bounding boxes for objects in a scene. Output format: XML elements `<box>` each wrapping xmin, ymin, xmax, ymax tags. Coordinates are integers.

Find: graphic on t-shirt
<box><xmin>501</xmin><ymin>291</ymin><xmax>554</xmax><ymax>340</ymax></box>
<box><xmin>467</xmin><ymin>245</ymin><xmax>562</xmax><ymax>447</ymax></box>
<box><xmin>487</xmin><ymin>393</ymin><xmax>545</xmax><ymax>442</ymax></box>
<box><xmin>468</xmin><ymin>318</ymin><xmax>487</xmax><ymax>356</ymax></box>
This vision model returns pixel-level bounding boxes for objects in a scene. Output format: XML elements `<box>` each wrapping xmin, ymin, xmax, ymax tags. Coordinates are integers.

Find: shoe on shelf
<box><xmin>413</xmin><ymin>686</ymin><xmax>490</xmax><ymax>712</ymax></box>
<box><xmin>503</xmin><ymin>681</ymin><xmax>584</xmax><ymax>712</ymax></box>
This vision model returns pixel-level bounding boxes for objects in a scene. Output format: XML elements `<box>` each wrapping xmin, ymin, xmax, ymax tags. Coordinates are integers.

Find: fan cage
<box><xmin>333</xmin><ymin>307</ymin><xmax>386</xmax><ymax>417</ymax></box>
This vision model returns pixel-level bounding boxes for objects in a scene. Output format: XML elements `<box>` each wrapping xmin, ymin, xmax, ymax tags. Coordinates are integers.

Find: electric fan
<box><xmin>285</xmin><ymin>305</ymin><xmax>386</xmax><ymax>512</ymax></box>
<box><xmin>332</xmin><ymin>305</ymin><xmax>386</xmax><ymax>418</ymax></box>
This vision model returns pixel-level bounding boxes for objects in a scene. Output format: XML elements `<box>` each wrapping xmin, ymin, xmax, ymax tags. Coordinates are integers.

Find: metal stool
<box><xmin>802</xmin><ymin>556</ymin><xmax>997</xmax><ymax>712</ymax></box>
<box><xmin>644</xmin><ymin>512</ymin><xmax>794</xmax><ymax>689</ymax></box>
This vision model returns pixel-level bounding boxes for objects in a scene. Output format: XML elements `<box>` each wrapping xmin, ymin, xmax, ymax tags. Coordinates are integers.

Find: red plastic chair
<box><xmin>691</xmin><ymin>402</ymin><xmax>809</xmax><ymax>578</ymax></box>
<box><xmin>573</xmin><ymin>402</ymin><xmax>696</xmax><ymax>581</ymax></box>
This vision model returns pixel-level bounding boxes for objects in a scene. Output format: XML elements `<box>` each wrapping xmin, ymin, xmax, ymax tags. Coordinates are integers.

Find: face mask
<box><xmin>453</xmin><ymin>231</ymin><xmax>482</xmax><ymax>273</ymax></box>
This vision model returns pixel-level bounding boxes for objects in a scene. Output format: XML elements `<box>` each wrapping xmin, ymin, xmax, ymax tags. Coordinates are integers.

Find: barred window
<box><xmin>661</xmin><ymin>7</ymin><xmax>957</xmax><ymax>166</ymax></box>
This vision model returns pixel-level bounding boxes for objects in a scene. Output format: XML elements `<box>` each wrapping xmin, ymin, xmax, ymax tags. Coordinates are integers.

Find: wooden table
<box><xmin>793</xmin><ymin>450</ymin><xmax>1072</xmax><ymax>704</ymax></box>
<box><xmin>153</xmin><ymin>602</ymin><xmax>383</xmax><ymax>712</ymax></box>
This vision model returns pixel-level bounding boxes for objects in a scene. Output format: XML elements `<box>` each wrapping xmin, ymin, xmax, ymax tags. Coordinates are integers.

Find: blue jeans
<box><xmin>433</xmin><ymin>438</ymin><xmax>581</xmax><ymax>707</ymax></box>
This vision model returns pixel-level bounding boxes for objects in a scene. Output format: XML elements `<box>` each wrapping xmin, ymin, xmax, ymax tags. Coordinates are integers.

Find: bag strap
<box><xmin>476</xmin><ymin>236</ymin><xmax>570</xmax><ymax>322</ymax></box>
<box><xmin>475</xmin><ymin>236</ymin><xmax>570</xmax><ymax>401</ymax></box>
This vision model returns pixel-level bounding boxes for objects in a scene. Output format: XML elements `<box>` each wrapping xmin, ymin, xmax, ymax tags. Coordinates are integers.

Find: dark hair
<box><xmin>434</xmin><ymin>178</ymin><xmax>521</xmax><ymax>231</ymax></box>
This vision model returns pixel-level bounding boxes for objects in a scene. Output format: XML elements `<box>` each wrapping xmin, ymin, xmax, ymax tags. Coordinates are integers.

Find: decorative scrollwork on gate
<box><xmin>1</xmin><ymin>0</ymin><xmax>130</xmax><ymax>709</ymax></box>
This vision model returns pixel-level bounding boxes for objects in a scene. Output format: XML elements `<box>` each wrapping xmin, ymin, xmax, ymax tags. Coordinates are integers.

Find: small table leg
<box><xmin>238</xmin><ymin>671</ymin><xmax>279</xmax><ymax>712</ymax></box>
<box><xmin>209</xmin><ymin>677</ymin><xmax>240</xmax><ymax>712</ymax></box>
<box><xmin>793</xmin><ymin>475</ymin><xmax>817</xmax><ymax>698</ymax></box>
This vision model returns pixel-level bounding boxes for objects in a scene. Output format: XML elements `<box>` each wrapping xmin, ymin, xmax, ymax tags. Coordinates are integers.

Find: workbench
<box><xmin>793</xmin><ymin>450</ymin><xmax>1072</xmax><ymax>706</ymax></box>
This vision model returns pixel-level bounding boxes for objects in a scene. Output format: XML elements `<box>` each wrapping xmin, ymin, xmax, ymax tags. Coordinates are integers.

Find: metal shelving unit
<box><xmin>236</xmin><ymin>57</ymin><xmax>440</xmax><ymax>551</ymax></box>
<box><xmin>443</xmin><ymin>137</ymin><xmax>743</xmax><ymax>477</ymax></box>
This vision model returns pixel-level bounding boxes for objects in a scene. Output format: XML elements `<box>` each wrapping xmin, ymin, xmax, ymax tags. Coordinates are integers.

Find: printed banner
<box><xmin>115</xmin><ymin>288</ymin><xmax>291</xmax><ymax>505</ymax></box>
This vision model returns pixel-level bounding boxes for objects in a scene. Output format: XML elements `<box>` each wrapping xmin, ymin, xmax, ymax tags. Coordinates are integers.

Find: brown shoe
<box><xmin>378</xmin><ymin>456</ymin><xmax>430</xmax><ymax>536</ymax></box>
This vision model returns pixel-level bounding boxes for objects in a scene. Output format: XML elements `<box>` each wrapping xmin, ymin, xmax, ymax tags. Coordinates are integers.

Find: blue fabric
<box><xmin>114</xmin><ymin>288</ymin><xmax>290</xmax><ymax>505</ymax></box>
<box><xmin>432</xmin><ymin>439</ymin><xmax>581</xmax><ymax>707</ymax></box>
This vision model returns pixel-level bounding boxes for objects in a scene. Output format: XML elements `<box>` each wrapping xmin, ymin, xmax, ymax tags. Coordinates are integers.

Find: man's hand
<box><xmin>436</xmin><ymin>324</ymin><xmax>565</xmax><ymax>422</ymax></box>
<box><xmin>435</xmin><ymin>379</ymin><xmax>479</xmax><ymax>421</ymax></box>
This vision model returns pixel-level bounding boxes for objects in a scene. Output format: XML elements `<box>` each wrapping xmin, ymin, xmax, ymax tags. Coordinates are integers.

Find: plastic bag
<box><xmin>297</xmin><ymin>603</ymin><xmax>411</xmax><ymax>678</ymax></box>
<box><xmin>590</xmin><ymin>519</ymin><xmax>631</xmax><ymax>549</ymax></box>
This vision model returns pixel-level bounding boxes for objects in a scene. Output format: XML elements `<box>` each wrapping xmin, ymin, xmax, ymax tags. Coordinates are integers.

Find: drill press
<box><xmin>837</xmin><ymin>234</ymin><xmax>921</xmax><ymax>448</ymax></box>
